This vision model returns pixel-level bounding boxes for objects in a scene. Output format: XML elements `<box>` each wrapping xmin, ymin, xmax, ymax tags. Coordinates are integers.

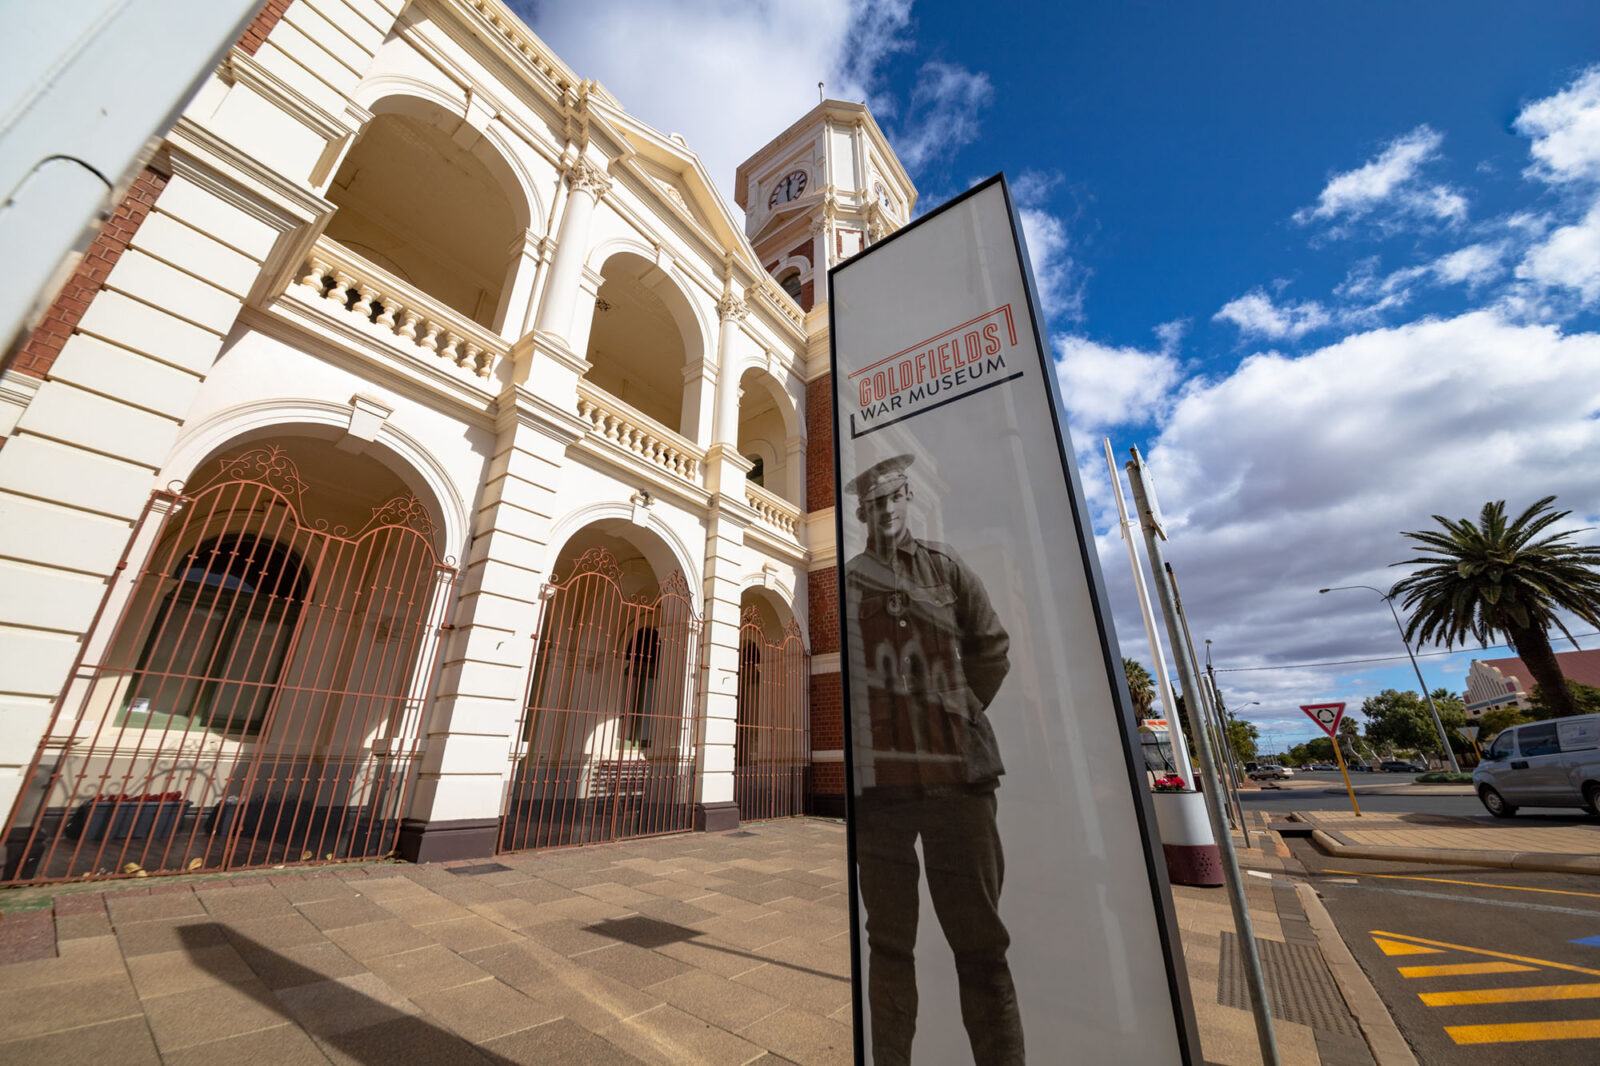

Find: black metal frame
<box><xmin>827</xmin><ymin>172</ymin><xmax>1202</xmax><ymax>1064</ymax></box>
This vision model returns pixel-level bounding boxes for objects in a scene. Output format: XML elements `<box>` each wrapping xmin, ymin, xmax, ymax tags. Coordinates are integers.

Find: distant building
<box><xmin>1464</xmin><ymin>648</ymin><xmax>1600</xmax><ymax>717</ymax></box>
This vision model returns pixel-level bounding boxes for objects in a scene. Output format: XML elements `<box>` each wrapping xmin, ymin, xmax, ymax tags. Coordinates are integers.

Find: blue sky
<box><xmin>516</xmin><ymin>1</ymin><xmax>1600</xmax><ymax>747</ymax></box>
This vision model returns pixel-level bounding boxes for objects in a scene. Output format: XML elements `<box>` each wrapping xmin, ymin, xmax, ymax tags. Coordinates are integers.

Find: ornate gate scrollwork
<box><xmin>1</xmin><ymin>447</ymin><xmax>457</xmax><ymax>885</ymax></box>
<box><xmin>501</xmin><ymin>548</ymin><xmax>704</xmax><ymax>852</ymax></box>
<box><xmin>735</xmin><ymin>607</ymin><xmax>810</xmax><ymax>821</ymax></box>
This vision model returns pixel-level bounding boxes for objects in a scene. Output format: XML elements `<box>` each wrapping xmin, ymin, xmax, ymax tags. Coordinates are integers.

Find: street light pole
<box><xmin>1320</xmin><ymin>584</ymin><xmax>1460</xmax><ymax>773</ymax></box>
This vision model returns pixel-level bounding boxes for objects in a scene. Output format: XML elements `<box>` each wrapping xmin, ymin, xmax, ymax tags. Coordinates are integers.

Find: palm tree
<box><xmin>1389</xmin><ymin>496</ymin><xmax>1600</xmax><ymax>718</ymax></box>
<box><xmin>1123</xmin><ymin>657</ymin><xmax>1157</xmax><ymax>719</ymax></box>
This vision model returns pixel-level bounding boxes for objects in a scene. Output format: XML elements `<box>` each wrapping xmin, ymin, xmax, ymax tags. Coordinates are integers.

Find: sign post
<box><xmin>830</xmin><ymin>175</ymin><xmax>1201</xmax><ymax>1064</ymax></box>
<box><xmin>1457</xmin><ymin>725</ymin><xmax>1482</xmax><ymax>762</ymax></box>
<box><xmin>1301</xmin><ymin>703</ymin><xmax>1359</xmax><ymax>816</ymax></box>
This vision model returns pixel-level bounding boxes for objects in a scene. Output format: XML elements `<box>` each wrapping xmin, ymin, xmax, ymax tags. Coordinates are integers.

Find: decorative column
<box><xmin>532</xmin><ymin>157</ymin><xmax>610</xmax><ymax>349</ymax></box>
<box><xmin>710</xmin><ymin>290</ymin><xmax>748</xmax><ymax>446</ymax></box>
<box><xmin>809</xmin><ymin>213</ymin><xmax>832</xmax><ymax>279</ymax></box>
<box><xmin>494</xmin><ymin>228</ymin><xmax>549</xmax><ymax>341</ymax></box>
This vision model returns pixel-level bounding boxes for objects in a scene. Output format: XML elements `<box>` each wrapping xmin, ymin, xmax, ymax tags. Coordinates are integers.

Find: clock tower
<box><xmin>734</xmin><ymin>100</ymin><xmax>917</xmax><ymax>313</ymax></box>
<box><xmin>734</xmin><ymin>101</ymin><xmax>916</xmax><ymax>818</ymax></box>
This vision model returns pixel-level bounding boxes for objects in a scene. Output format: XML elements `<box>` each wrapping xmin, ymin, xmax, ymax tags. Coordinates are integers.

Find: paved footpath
<box><xmin>0</xmin><ymin>818</ymin><xmax>1389</xmax><ymax>1065</ymax></box>
<box><xmin>1291</xmin><ymin>811</ymin><xmax>1600</xmax><ymax>875</ymax></box>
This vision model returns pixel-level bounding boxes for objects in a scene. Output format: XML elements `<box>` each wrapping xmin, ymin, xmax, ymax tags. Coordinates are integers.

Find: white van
<box><xmin>1473</xmin><ymin>714</ymin><xmax>1600</xmax><ymax>817</ymax></box>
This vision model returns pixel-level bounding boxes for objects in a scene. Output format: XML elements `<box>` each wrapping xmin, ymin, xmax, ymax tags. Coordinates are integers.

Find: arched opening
<box><xmin>584</xmin><ymin>252</ymin><xmax>702</xmax><ymax>435</ymax></box>
<box><xmin>3</xmin><ymin>437</ymin><xmax>456</xmax><ymax>884</ymax></box>
<box><xmin>502</xmin><ymin>522</ymin><xmax>702</xmax><ymax>851</ymax></box>
<box><xmin>325</xmin><ymin>104</ymin><xmax>524</xmax><ymax>329</ymax></box>
<box><xmin>736</xmin><ymin>367</ymin><xmax>800</xmax><ymax>506</ymax></box>
<box><xmin>777</xmin><ymin>268</ymin><xmax>803</xmax><ymax>302</ymax></box>
<box><xmin>734</xmin><ymin>588</ymin><xmax>808</xmax><ymax>822</ymax></box>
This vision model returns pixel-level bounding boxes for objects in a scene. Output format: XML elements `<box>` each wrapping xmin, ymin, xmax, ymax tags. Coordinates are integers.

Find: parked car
<box><xmin>1313</xmin><ymin>763</ymin><xmax>1337</xmax><ymax>772</ymax></box>
<box><xmin>1248</xmin><ymin>765</ymin><xmax>1293</xmax><ymax>780</ymax></box>
<box><xmin>1379</xmin><ymin>760</ymin><xmax>1427</xmax><ymax>773</ymax></box>
<box><xmin>1473</xmin><ymin>714</ymin><xmax>1600</xmax><ymax>818</ymax></box>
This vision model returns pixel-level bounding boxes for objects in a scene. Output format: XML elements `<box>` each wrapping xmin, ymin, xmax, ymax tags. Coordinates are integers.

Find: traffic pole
<box><xmin>1127</xmin><ymin>449</ymin><xmax>1280</xmax><ymax>1066</ymax></box>
<box><xmin>1331</xmin><ymin>741</ymin><xmax>1361</xmax><ymax>817</ymax></box>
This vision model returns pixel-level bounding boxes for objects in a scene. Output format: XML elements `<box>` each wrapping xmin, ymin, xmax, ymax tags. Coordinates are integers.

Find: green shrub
<box><xmin>1415</xmin><ymin>772</ymin><xmax>1474</xmax><ymax>784</ymax></box>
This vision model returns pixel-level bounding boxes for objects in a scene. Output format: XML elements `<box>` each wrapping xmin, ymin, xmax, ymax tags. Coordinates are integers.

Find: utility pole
<box><xmin>1127</xmin><ymin>448</ymin><xmax>1279</xmax><ymax>1065</ymax></box>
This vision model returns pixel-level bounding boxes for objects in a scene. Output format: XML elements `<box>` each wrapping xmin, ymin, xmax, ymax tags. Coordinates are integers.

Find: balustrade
<box><xmin>745</xmin><ymin>482</ymin><xmax>800</xmax><ymax>537</ymax></box>
<box><xmin>575</xmin><ymin>383</ymin><xmax>704</xmax><ymax>485</ymax></box>
<box><xmin>293</xmin><ymin>243</ymin><xmax>505</xmax><ymax>380</ymax></box>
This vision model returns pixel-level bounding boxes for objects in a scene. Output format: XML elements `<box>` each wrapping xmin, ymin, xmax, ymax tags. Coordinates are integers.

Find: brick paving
<box><xmin>0</xmin><ymin>818</ymin><xmax>1368</xmax><ymax>1064</ymax></box>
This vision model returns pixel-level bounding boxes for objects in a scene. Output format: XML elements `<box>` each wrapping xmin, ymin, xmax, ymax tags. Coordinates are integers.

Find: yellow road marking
<box><xmin>1373</xmin><ymin>936</ymin><xmax>1442</xmax><ymax>956</ymax></box>
<box><xmin>1328</xmin><ymin>868</ymin><xmax>1600</xmax><ymax>902</ymax></box>
<box><xmin>1421</xmin><ymin>983</ymin><xmax>1600</xmax><ymax>1006</ymax></box>
<box><xmin>1446</xmin><ymin>1019</ymin><xmax>1600</xmax><ymax>1045</ymax></box>
<box><xmin>1400</xmin><ymin>962</ymin><xmax>1535</xmax><ymax>978</ymax></box>
<box><xmin>1371</xmin><ymin>930</ymin><xmax>1600</xmax><ymax>978</ymax></box>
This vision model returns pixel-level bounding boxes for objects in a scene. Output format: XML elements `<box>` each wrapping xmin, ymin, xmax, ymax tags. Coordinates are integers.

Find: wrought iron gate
<box><xmin>501</xmin><ymin>548</ymin><xmax>703</xmax><ymax>851</ymax></box>
<box><xmin>1</xmin><ymin>447</ymin><xmax>457</xmax><ymax>884</ymax></box>
<box><xmin>734</xmin><ymin>609</ymin><xmax>810</xmax><ymax>821</ymax></box>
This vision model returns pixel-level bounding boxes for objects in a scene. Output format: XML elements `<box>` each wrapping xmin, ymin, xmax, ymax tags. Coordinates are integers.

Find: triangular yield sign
<box><xmin>1373</xmin><ymin>936</ymin><xmax>1443</xmax><ymax>956</ymax></box>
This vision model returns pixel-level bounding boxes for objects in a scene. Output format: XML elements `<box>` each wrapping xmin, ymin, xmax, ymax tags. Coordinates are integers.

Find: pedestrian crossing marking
<box><xmin>1373</xmin><ymin>936</ymin><xmax>1442</xmax><ymax>956</ymax></box>
<box><xmin>1371</xmin><ymin>930</ymin><xmax>1600</xmax><ymax>978</ymax></box>
<box><xmin>1373</xmin><ymin>930</ymin><xmax>1600</xmax><ymax>1046</ymax></box>
<box><xmin>1420</xmin><ymin>983</ymin><xmax>1600</xmax><ymax>1006</ymax></box>
<box><xmin>1445</xmin><ymin>1019</ymin><xmax>1600</xmax><ymax>1045</ymax></box>
<box><xmin>1399</xmin><ymin>961</ymin><xmax>1536</xmax><ymax>978</ymax></box>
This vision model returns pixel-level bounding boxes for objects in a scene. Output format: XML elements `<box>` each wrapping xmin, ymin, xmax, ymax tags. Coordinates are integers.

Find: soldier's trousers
<box><xmin>856</xmin><ymin>788</ymin><xmax>1024</xmax><ymax>1065</ymax></box>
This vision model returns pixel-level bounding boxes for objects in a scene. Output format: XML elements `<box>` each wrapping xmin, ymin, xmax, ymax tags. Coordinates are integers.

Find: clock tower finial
<box><xmin>733</xmin><ymin>100</ymin><xmax>915</xmax><ymax>313</ymax></box>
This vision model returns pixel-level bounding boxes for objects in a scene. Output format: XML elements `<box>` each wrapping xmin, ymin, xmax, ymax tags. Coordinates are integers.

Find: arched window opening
<box><xmin>584</xmin><ymin>253</ymin><xmax>697</xmax><ymax>433</ymax></box>
<box><xmin>325</xmin><ymin>110</ymin><xmax>520</xmax><ymax>328</ymax></box>
<box><xmin>737</xmin><ymin>367</ymin><xmax>798</xmax><ymax>505</ymax></box>
<box><xmin>778</xmin><ymin>269</ymin><xmax>803</xmax><ymax>302</ymax></box>
<box><xmin>121</xmin><ymin>534</ymin><xmax>308</xmax><ymax>738</ymax></box>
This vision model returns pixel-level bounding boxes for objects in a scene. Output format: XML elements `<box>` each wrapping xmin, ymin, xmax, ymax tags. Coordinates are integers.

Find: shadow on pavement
<box><xmin>177</xmin><ymin>922</ymin><xmax>518</xmax><ymax>1065</ymax></box>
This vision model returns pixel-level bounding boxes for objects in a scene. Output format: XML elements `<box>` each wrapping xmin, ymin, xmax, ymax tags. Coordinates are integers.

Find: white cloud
<box><xmin>1054</xmin><ymin>333</ymin><xmax>1181</xmax><ymax>432</ymax></box>
<box><xmin>1516</xmin><ymin>64</ymin><xmax>1600</xmax><ymax>185</ymax></box>
<box><xmin>1096</xmin><ymin>312</ymin><xmax>1600</xmax><ymax>706</ymax></box>
<box><xmin>1214</xmin><ymin>289</ymin><xmax>1332</xmax><ymax>340</ymax></box>
<box><xmin>1008</xmin><ymin>170</ymin><xmax>1083</xmax><ymax>322</ymax></box>
<box><xmin>891</xmin><ymin>60</ymin><xmax>995</xmax><ymax>172</ymax></box>
<box><xmin>1293</xmin><ymin>125</ymin><xmax>1467</xmax><ymax>234</ymax></box>
<box><xmin>517</xmin><ymin>1</ymin><xmax>913</xmax><ymax>198</ymax></box>
<box><xmin>1516</xmin><ymin>201</ymin><xmax>1600</xmax><ymax>303</ymax></box>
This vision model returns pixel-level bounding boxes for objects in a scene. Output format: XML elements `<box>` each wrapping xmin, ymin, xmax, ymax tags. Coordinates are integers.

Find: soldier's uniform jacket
<box><xmin>846</xmin><ymin>537</ymin><xmax>1010</xmax><ymax>791</ymax></box>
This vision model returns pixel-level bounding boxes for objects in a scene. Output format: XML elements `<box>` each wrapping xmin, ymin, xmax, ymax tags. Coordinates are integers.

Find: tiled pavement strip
<box><xmin>0</xmin><ymin>818</ymin><xmax>1380</xmax><ymax>1065</ymax></box>
<box><xmin>1291</xmin><ymin>810</ymin><xmax>1600</xmax><ymax>874</ymax></box>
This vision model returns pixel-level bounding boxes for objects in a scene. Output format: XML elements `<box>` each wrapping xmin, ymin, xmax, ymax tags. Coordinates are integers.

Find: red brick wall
<box><xmin>807</xmin><ymin>565</ymin><xmax>838</xmax><ymax>655</ymax></box>
<box><xmin>8</xmin><ymin>167</ymin><xmax>170</xmax><ymax>381</ymax></box>
<box><xmin>810</xmin><ymin>672</ymin><xmax>842</xmax><ymax>749</ymax></box>
<box><xmin>237</xmin><ymin>0</ymin><xmax>292</xmax><ymax>56</ymax></box>
<box><xmin>811</xmin><ymin>762</ymin><xmax>845</xmax><ymax>795</ymax></box>
<box><xmin>806</xmin><ymin>376</ymin><xmax>836</xmax><ymax>512</ymax></box>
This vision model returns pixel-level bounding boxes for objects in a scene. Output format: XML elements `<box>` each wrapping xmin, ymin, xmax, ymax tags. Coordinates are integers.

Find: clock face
<box><xmin>768</xmin><ymin>169</ymin><xmax>807</xmax><ymax>208</ymax></box>
<box><xmin>874</xmin><ymin>181</ymin><xmax>895</xmax><ymax>214</ymax></box>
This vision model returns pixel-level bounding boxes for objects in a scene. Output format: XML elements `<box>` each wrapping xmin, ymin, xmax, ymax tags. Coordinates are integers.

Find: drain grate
<box><xmin>446</xmin><ymin>862</ymin><xmax>514</xmax><ymax>876</ymax></box>
<box><xmin>1218</xmin><ymin>931</ymin><xmax>1360</xmax><ymax>1036</ymax></box>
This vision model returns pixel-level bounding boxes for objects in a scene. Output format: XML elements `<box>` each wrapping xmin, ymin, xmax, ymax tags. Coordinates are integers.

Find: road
<box><xmin>1240</xmin><ymin>771</ymin><xmax>1596</xmax><ymax>824</ymax></box>
<box><xmin>1265</xmin><ymin>775</ymin><xmax>1600</xmax><ymax>1062</ymax></box>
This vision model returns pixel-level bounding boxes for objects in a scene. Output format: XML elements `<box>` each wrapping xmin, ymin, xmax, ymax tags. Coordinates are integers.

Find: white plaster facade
<box><xmin>0</xmin><ymin>0</ymin><xmax>915</xmax><ymax>871</ymax></box>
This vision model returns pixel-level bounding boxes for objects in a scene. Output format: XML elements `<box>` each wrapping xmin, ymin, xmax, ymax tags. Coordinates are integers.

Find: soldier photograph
<box><xmin>844</xmin><ymin>453</ymin><xmax>1024</xmax><ymax>1065</ymax></box>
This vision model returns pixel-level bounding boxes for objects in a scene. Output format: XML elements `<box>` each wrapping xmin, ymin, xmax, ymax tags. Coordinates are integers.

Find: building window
<box><xmin>745</xmin><ymin>455</ymin><xmax>765</xmax><ymax>487</ymax></box>
<box><xmin>778</xmin><ymin>269</ymin><xmax>803</xmax><ymax>302</ymax></box>
<box><xmin>120</xmin><ymin>534</ymin><xmax>308</xmax><ymax>738</ymax></box>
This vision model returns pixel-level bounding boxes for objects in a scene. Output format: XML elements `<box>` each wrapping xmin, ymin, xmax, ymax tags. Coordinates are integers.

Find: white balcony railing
<box><xmin>745</xmin><ymin>482</ymin><xmax>800</xmax><ymax>538</ymax></box>
<box><xmin>292</xmin><ymin>239</ymin><xmax>507</xmax><ymax>381</ymax></box>
<box><xmin>576</xmin><ymin>381</ymin><xmax>704</xmax><ymax>486</ymax></box>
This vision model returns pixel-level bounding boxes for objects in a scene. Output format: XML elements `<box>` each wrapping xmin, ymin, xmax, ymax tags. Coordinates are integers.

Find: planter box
<box><xmin>73</xmin><ymin>799</ymin><xmax>191</xmax><ymax>841</ymax></box>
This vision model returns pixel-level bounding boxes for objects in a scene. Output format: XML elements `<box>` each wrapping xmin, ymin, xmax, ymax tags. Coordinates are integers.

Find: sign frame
<box><xmin>1300</xmin><ymin>702</ymin><xmax>1346</xmax><ymax>738</ymax></box>
<box><xmin>827</xmin><ymin>173</ymin><xmax>1200</xmax><ymax>1064</ymax></box>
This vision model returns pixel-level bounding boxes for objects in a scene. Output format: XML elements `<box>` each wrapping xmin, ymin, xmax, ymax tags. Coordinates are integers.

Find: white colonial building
<box><xmin>0</xmin><ymin>0</ymin><xmax>914</xmax><ymax>882</ymax></box>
